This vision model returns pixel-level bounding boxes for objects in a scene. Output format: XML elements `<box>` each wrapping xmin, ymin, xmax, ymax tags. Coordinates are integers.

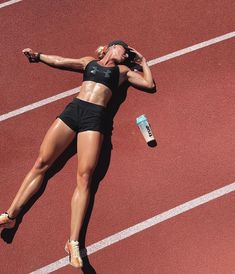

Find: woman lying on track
<box><xmin>0</xmin><ymin>40</ymin><xmax>155</xmax><ymax>268</ymax></box>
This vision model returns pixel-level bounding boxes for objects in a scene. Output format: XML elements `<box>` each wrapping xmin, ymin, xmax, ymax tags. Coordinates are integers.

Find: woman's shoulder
<box><xmin>80</xmin><ymin>57</ymin><xmax>97</xmax><ymax>71</ymax></box>
<box><xmin>82</xmin><ymin>56</ymin><xmax>96</xmax><ymax>66</ymax></box>
<box><xmin>118</xmin><ymin>64</ymin><xmax>130</xmax><ymax>73</ymax></box>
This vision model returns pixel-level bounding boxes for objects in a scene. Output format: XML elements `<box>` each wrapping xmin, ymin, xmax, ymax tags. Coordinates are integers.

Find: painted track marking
<box><xmin>0</xmin><ymin>0</ymin><xmax>22</xmax><ymax>9</ymax></box>
<box><xmin>29</xmin><ymin>182</ymin><xmax>235</xmax><ymax>273</ymax></box>
<box><xmin>0</xmin><ymin>31</ymin><xmax>234</xmax><ymax>122</ymax></box>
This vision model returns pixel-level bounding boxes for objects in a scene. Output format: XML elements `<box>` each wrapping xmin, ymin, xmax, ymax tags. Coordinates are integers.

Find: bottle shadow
<box><xmin>1</xmin><ymin>82</ymin><xmax>130</xmax><ymax>273</ymax></box>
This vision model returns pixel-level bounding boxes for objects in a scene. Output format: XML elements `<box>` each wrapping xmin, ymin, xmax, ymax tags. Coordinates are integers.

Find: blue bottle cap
<box><xmin>136</xmin><ymin>114</ymin><xmax>147</xmax><ymax>125</ymax></box>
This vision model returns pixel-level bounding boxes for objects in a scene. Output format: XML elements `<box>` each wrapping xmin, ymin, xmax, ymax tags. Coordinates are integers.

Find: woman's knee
<box><xmin>76</xmin><ymin>169</ymin><xmax>94</xmax><ymax>191</ymax></box>
<box><xmin>33</xmin><ymin>155</ymin><xmax>52</xmax><ymax>173</ymax></box>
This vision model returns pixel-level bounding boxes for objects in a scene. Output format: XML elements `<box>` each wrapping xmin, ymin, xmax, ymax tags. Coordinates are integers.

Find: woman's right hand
<box><xmin>22</xmin><ymin>48</ymin><xmax>40</xmax><ymax>63</ymax></box>
<box><xmin>128</xmin><ymin>46</ymin><xmax>146</xmax><ymax>66</ymax></box>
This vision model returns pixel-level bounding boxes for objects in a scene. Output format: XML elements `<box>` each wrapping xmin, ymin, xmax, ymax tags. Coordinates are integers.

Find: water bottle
<box><xmin>136</xmin><ymin>114</ymin><xmax>155</xmax><ymax>144</ymax></box>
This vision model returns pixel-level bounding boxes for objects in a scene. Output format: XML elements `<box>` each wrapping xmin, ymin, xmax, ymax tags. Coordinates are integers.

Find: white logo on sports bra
<box><xmin>104</xmin><ymin>69</ymin><xmax>112</xmax><ymax>78</ymax></box>
<box><xmin>91</xmin><ymin>66</ymin><xmax>112</xmax><ymax>78</ymax></box>
<box><xmin>91</xmin><ymin>66</ymin><xmax>98</xmax><ymax>74</ymax></box>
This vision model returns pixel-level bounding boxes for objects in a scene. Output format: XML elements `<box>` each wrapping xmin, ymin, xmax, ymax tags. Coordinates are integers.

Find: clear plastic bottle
<box><xmin>136</xmin><ymin>114</ymin><xmax>155</xmax><ymax>144</ymax></box>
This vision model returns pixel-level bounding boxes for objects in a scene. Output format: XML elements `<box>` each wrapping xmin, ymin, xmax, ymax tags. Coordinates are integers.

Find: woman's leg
<box><xmin>6</xmin><ymin>118</ymin><xmax>76</xmax><ymax>218</ymax></box>
<box><xmin>70</xmin><ymin>131</ymin><xmax>103</xmax><ymax>241</ymax></box>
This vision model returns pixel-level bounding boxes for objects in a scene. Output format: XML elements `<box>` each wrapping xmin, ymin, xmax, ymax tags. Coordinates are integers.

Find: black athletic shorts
<box><xmin>57</xmin><ymin>98</ymin><xmax>106</xmax><ymax>134</ymax></box>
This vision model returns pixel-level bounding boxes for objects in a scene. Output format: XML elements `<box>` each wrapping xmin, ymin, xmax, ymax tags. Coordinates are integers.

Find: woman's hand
<box><xmin>22</xmin><ymin>48</ymin><xmax>40</xmax><ymax>63</ymax></box>
<box><xmin>128</xmin><ymin>46</ymin><xmax>146</xmax><ymax>65</ymax></box>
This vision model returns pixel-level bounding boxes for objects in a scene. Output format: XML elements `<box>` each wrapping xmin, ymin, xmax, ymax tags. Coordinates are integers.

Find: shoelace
<box><xmin>70</xmin><ymin>241</ymin><xmax>80</xmax><ymax>258</ymax></box>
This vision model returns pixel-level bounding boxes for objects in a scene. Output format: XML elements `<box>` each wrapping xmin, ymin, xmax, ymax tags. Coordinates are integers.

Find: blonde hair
<box><xmin>96</xmin><ymin>45</ymin><xmax>108</xmax><ymax>59</ymax></box>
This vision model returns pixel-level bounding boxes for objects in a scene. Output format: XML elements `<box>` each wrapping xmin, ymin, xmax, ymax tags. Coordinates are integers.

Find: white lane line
<box><xmin>0</xmin><ymin>0</ymin><xmax>22</xmax><ymax>9</ymax></box>
<box><xmin>30</xmin><ymin>181</ymin><xmax>235</xmax><ymax>273</ymax></box>
<box><xmin>0</xmin><ymin>31</ymin><xmax>235</xmax><ymax>123</ymax></box>
<box><xmin>0</xmin><ymin>87</ymin><xmax>80</xmax><ymax>122</ymax></box>
<box><xmin>147</xmin><ymin>31</ymin><xmax>235</xmax><ymax>66</ymax></box>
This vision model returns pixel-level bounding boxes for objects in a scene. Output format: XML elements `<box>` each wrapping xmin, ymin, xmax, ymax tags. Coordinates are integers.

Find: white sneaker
<box><xmin>65</xmin><ymin>240</ymin><xmax>83</xmax><ymax>268</ymax></box>
<box><xmin>0</xmin><ymin>212</ymin><xmax>16</xmax><ymax>229</ymax></box>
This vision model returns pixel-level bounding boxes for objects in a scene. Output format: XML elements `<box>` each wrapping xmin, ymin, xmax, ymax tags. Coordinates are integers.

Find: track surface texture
<box><xmin>0</xmin><ymin>1</ymin><xmax>235</xmax><ymax>273</ymax></box>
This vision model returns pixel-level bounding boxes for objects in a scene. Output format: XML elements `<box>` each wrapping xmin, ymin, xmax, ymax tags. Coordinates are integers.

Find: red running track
<box><xmin>0</xmin><ymin>1</ymin><xmax>235</xmax><ymax>273</ymax></box>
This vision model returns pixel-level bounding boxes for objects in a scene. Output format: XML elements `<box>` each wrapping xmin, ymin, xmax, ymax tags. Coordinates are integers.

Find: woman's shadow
<box><xmin>1</xmin><ymin>82</ymin><xmax>132</xmax><ymax>273</ymax></box>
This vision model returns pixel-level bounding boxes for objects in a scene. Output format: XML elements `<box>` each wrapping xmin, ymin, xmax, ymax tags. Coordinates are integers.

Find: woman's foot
<box><xmin>0</xmin><ymin>212</ymin><xmax>16</xmax><ymax>229</ymax></box>
<box><xmin>65</xmin><ymin>240</ymin><xmax>83</xmax><ymax>268</ymax></box>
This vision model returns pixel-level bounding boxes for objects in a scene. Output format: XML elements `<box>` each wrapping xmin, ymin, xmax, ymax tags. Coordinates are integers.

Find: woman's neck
<box><xmin>98</xmin><ymin>52</ymin><xmax>117</xmax><ymax>67</ymax></box>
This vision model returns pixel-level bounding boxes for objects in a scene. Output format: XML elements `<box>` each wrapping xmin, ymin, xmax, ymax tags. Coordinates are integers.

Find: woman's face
<box><xmin>111</xmin><ymin>45</ymin><xmax>129</xmax><ymax>63</ymax></box>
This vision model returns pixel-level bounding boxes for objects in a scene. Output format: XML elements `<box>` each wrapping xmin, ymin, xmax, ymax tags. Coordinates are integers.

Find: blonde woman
<box><xmin>0</xmin><ymin>40</ymin><xmax>155</xmax><ymax>268</ymax></box>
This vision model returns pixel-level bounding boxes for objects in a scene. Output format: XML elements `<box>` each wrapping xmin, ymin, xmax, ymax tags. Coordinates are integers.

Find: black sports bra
<box><xmin>83</xmin><ymin>60</ymin><xmax>120</xmax><ymax>92</ymax></box>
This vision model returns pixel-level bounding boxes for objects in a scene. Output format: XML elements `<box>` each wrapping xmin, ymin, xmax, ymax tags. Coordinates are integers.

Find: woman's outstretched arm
<box><xmin>22</xmin><ymin>48</ymin><xmax>94</xmax><ymax>72</ymax></box>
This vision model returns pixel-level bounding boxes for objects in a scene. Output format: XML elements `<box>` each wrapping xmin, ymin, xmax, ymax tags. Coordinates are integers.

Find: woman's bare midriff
<box><xmin>76</xmin><ymin>81</ymin><xmax>113</xmax><ymax>107</ymax></box>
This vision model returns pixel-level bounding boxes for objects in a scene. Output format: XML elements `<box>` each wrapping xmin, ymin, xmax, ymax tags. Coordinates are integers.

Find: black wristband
<box><xmin>29</xmin><ymin>52</ymin><xmax>42</xmax><ymax>63</ymax></box>
<box><xmin>36</xmin><ymin>52</ymin><xmax>42</xmax><ymax>62</ymax></box>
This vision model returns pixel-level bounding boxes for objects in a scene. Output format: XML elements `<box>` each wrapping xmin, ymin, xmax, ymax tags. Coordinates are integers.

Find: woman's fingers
<box><xmin>22</xmin><ymin>48</ymin><xmax>35</xmax><ymax>58</ymax></box>
<box><xmin>22</xmin><ymin>48</ymin><xmax>39</xmax><ymax>63</ymax></box>
<box><xmin>128</xmin><ymin>46</ymin><xmax>139</xmax><ymax>54</ymax></box>
<box><xmin>128</xmin><ymin>46</ymin><xmax>143</xmax><ymax>59</ymax></box>
<box><xmin>22</xmin><ymin>48</ymin><xmax>32</xmax><ymax>54</ymax></box>
<box><xmin>23</xmin><ymin>52</ymin><xmax>31</xmax><ymax>58</ymax></box>
<box><xmin>22</xmin><ymin>49</ymin><xmax>32</xmax><ymax>59</ymax></box>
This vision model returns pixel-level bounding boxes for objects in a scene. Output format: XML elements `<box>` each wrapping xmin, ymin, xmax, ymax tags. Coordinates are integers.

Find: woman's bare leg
<box><xmin>70</xmin><ymin>131</ymin><xmax>103</xmax><ymax>241</ymax></box>
<box><xmin>6</xmin><ymin>119</ymin><xmax>76</xmax><ymax>218</ymax></box>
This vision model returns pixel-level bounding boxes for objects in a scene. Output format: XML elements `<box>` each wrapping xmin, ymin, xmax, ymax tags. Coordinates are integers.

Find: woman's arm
<box><xmin>126</xmin><ymin>48</ymin><xmax>156</xmax><ymax>92</ymax></box>
<box><xmin>22</xmin><ymin>48</ymin><xmax>94</xmax><ymax>72</ymax></box>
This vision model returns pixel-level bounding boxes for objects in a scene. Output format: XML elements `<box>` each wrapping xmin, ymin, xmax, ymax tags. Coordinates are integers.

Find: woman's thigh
<box><xmin>38</xmin><ymin>118</ymin><xmax>76</xmax><ymax>166</ymax></box>
<box><xmin>77</xmin><ymin>131</ymin><xmax>104</xmax><ymax>174</ymax></box>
